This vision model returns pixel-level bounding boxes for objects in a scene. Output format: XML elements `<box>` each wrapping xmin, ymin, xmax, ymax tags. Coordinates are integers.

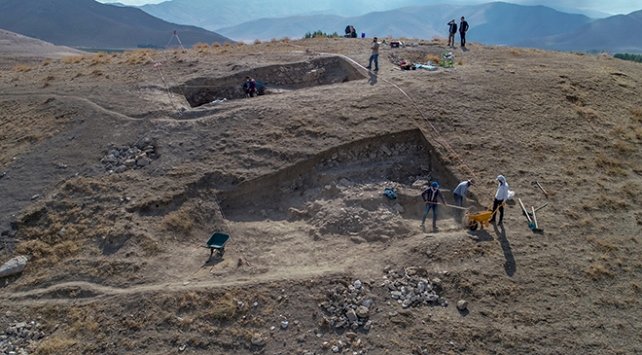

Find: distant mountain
<box><xmin>520</xmin><ymin>9</ymin><xmax>642</xmax><ymax>53</ymax></box>
<box><xmin>139</xmin><ymin>0</ymin><xmax>448</xmax><ymax>30</ymax></box>
<box><xmin>217</xmin><ymin>2</ymin><xmax>592</xmax><ymax>44</ymax></box>
<box><xmin>0</xmin><ymin>0</ymin><xmax>232</xmax><ymax>50</ymax></box>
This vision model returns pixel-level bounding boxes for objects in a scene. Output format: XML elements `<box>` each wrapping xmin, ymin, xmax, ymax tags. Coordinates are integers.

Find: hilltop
<box><xmin>0</xmin><ymin>38</ymin><xmax>641</xmax><ymax>354</ymax></box>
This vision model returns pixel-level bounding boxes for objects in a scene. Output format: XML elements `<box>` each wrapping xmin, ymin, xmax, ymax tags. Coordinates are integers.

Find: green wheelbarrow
<box><xmin>205</xmin><ymin>232</ymin><xmax>230</xmax><ymax>258</ymax></box>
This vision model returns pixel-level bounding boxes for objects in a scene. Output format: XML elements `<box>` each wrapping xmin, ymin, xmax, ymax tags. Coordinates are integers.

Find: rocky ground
<box><xmin>0</xmin><ymin>37</ymin><xmax>641</xmax><ymax>354</ymax></box>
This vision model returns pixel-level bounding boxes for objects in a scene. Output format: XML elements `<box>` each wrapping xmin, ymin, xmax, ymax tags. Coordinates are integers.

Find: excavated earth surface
<box><xmin>0</xmin><ymin>38</ymin><xmax>641</xmax><ymax>354</ymax></box>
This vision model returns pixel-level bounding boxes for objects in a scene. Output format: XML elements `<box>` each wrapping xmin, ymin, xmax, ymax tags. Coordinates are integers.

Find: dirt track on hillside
<box><xmin>0</xmin><ymin>38</ymin><xmax>641</xmax><ymax>354</ymax></box>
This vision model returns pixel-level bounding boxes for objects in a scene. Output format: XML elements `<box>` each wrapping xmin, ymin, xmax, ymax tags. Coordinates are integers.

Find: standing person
<box><xmin>459</xmin><ymin>16</ymin><xmax>469</xmax><ymax>48</ymax></box>
<box><xmin>243</xmin><ymin>76</ymin><xmax>256</xmax><ymax>97</ymax></box>
<box><xmin>366</xmin><ymin>37</ymin><xmax>380</xmax><ymax>71</ymax></box>
<box><xmin>447</xmin><ymin>19</ymin><xmax>457</xmax><ymax>48</ymax></box>
<box><xmin>453</xmin><ymin>179</ymin><xmax>474</xmax><ymax>207</ymax></box>
<box><xmin>490</xmin><ymin>175</ymin><xmax>509</xmax><ymax>224</ymax></box>
<box><xmin>421</xmin><ymin>181</ymin><xmax>448</xmax><ymax>230</ymax></box>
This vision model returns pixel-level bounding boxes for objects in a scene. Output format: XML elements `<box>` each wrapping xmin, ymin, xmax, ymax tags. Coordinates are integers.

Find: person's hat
<box><xmin>496</xmin><ymin>175</ymin><xmax>506</xmax><ymax>183</ymax></box>
<box><xmin>431</xmin><ymin>181</ymin><xmax>439</xmax><ymax>188</ymax></box>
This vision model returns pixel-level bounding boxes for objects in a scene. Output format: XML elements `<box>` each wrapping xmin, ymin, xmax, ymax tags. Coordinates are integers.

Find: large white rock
<box><xmin>0</xmin><ymin>255</ymin><xmax>28</xmax><ymax>278</ymax></box>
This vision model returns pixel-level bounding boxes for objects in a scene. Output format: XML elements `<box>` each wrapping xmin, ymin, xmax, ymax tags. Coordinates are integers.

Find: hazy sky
<box><xmin>98</xmin><ymin>0</ymin><xmax>642</xmax><ymax>15</ymax></box>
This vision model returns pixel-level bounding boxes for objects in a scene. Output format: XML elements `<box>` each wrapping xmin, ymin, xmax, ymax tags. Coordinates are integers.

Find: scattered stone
<box><xmin>30</xmin><ymin>194</ymin><xmax>39</xmax><ymax>200</ymax></box>
<box><xmin>100</xmin><ymin>138</ymin><xmax>159</xmax><ymax>173</ymax></box>
<box><xmin>457</xmin><ymin>299</ymin><xmax>468</xmax><ymax>311</ymax></box>
<box><xmin>0</xmin><ymin>255</ymin><xmax>28</xmax><ymax>278</ymax></box>
<box><xmin>355</xmin><ymin>306</ymin><xmax>369</xmax><ymax>318</ymax></box>
<box><xmin>350</xmin><ymin>236</ymin><xmax>367</xmax><ymax>244</ymax></box>
<box><xmin>384</xmin><ymin>267</ymin><xmax>446</xmax><ymax>308</ymax></box>
<box><xmin>318</xmin><ymin>279</ymin><xmax>374</xmax><ymax>331</ymax></box>
<box><xmin>250</xmin><ymin>333</ymin><xmax>266</xmax><ymax>347</ymax></box>
<box><xmin>280</xmin><ymin>320</ymin><xmax>289</xmax><ymax>329</ymax></box>
<box><xmin>1</xmin><ymin>320</ymin><xmax>44</xmax><ymax>354</ymax></box>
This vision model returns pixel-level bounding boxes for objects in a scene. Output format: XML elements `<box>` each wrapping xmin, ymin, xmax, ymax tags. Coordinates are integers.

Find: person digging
<box><xmin>421</xmin><ymin>181</ymin><xmax>448</xmax><ymax>231</ymax></box>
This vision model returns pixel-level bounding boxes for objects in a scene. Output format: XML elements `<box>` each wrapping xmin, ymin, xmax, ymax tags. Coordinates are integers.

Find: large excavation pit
<box><xmin>175</xmin><ymin>56</ymin><xmax>366</xmax><ymax>107</ymax></box>
<box><xmin>217</xmin><ymin>129</ymin><xmax>465</xmax><ymax>246</ymax></box>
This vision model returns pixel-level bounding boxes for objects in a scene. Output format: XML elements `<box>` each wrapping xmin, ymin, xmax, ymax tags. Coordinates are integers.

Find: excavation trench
<box><xmin>174</xmin><ymin>56</ymin><xmax>366</xmax><ymax>107</ymax></box>
<box><xmin>217</xmin><ymin>129</ymin><xmax>466</xmax><ymax>240</ymax></box>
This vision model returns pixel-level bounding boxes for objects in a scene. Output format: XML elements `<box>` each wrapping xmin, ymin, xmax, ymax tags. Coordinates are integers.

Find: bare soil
<box><xmin>0</xmin><ymin>38</ymin><xmax>641</xmax><ymax>354</ymax></box>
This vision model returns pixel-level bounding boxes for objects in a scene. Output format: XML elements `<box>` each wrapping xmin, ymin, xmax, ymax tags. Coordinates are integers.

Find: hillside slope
<box><xmin>520</xmin><ymin>9</ymin><xmax>642</xmax><ymax>52</ymax></box>
<box><xmin>0</xmin><ymin>38</ymin><xmax>641</xmax><ymax>354</ymax></box>
<box><xmin>0</xmin><ymin>0</ymin><xmax>231</xmax><ymax>49</ymax></box>
<box><xmin>0</xmin><ymin>28</ymin><xmax>83</xmax><ymax>61</ymax></box>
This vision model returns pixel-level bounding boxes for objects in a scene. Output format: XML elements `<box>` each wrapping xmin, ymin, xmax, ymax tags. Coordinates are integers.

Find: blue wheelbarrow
<box><xmin>205</xmin><ymin>232</ymin><xmax>230</xmax><ymax>258</ymax></box>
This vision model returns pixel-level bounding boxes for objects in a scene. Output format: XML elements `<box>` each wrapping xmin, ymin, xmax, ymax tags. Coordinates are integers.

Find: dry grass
<box><xmin>13</xmin><ymin>64</ymin><xmax>32</xmax><ymax>72</ymax></box>
<box><xmin>595</xmin><ymin>153</ymin><xmax>627</xmax><ymax>176</ymax></box>
<box><xmin>89</xmin><ymin>52</ymin><xmax>111</xmax><ymax>66</ymax></box>
<box><xmin>161</xmin><ymin>207</ymin><xmax>194</xmax><ymax>234</ymax></box>
<box><xmin>36</xmin><ymin>337</ymin><xmax>79</xmax><ymax>355</ymax></box>
<box><xmin>424</xmin><ymin>54</ymin><xmax>441</xmax><ymax>64</ymax></box>
<box><xmin>122</xmin><ymin>49</ymin><xmax>153</xmax><ymax>65</ymax></box>
<box><xmin>585</xmin><ymin>262</ymin><xmax>614</xmax><ymax>280</ymax></box>
<box><xmin>62</xmin><ymin>55</ymin><xmax>85</xmax><ymax>65</ymax></box>
<box><xmin>202</xmin><ymin>293</ymin><xmax>239</xmax><ymax>321</ymax></box>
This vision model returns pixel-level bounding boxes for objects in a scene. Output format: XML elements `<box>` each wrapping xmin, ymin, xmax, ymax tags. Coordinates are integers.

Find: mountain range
<box><xmin>218</xmin><ymin>2</ymin><xmax>592</xmax><ymax>44</ymax></box>
<box><xmin>0</xmin><ymin>0</ymin><xmax>231</xmax><ymax>50</ymax></box>
<box><xmin>214</xmin><ymin>2</ymin><xmax>642</xmax><ymax>52</ymax></box>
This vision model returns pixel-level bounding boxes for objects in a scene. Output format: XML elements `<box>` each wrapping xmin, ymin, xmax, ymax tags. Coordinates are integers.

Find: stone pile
<box><xmin>318</xmin><ymin>280</ymin><xmax>374</xmax><ymax>331</ymax></box>
<box><xmin>0</xmin><ymin>321</ymin><xmax>45</xmax><ymax>355</ymax></box>
<box><xmin>100</xmin><ymin>137</ymin><xmax>159</xmax><ymax>173</ymax></box>
<box><xmin>382</xmin><ymin>267</ymin><xmax>447</xmax><ymax>308</ymax></box>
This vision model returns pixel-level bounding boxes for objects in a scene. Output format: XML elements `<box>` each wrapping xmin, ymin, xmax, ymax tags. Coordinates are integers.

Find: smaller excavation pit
<box><xmin>174</xmin><ymin>56</ymin><xmax>366</xmax><ymax>107</ymax></box>
<box><xmin>217</xmin><ymin>129</ymin><xmax>468</xmax><ymax>245</ymax></box>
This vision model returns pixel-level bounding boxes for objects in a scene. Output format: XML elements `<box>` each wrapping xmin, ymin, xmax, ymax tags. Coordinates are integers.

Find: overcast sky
<box><xmin>98</xmin><ymin>0</ymin><xmax>642</xmax><ymax>15</ymax></box>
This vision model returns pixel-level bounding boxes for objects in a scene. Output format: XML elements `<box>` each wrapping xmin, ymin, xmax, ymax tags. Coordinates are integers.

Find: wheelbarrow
<box><xmin>205</xmin><ymin>232</ymin><xmax>230</xmax><ymax>258</ymax></box>
<box><xmin>464</xmin><ymin>203</ymin><xmax>503</xmax><ymax>231</ymax></box>
<box><xmin>465</xmin><ymin>209</ymin><xmax>493</xmax><ymax>231</ymax></box>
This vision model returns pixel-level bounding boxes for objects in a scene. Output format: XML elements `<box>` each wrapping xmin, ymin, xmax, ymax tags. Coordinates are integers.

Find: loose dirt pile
<box><xmin>0</xmin><ymin>38</ymin><xmax>641</xmax><ymax>354</ymax></box>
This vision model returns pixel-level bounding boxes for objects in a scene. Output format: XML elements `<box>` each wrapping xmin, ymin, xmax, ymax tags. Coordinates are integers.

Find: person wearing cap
<box><xmin>366</xmin><ymin>37</ymin><xmax>380</xmax><ymax>71</ymax></box>
<box><xmin>490</xmin><ymin>175</ymin><xmax>509</xmax><ymax>224</ymax></box>
<box><xmin>421</xmin><ymin>181</ymin><xmax>448</xmax><ymax>230</ymax></box>
<box><xmin>453</xmin><ymin>179</ymin><xmax>474</xmax><ymax>207</ymax></box>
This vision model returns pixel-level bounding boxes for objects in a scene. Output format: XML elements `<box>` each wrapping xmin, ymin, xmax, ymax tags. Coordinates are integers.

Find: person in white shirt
<box><xmin>453</xmin><ymin>179</ymin><xmax>473</xmax><ymax>207</ymax></box>
<box><xmin>490</xmin><ymin>175</ymin><xmax>509</xmax><ymax>224</ymax></box>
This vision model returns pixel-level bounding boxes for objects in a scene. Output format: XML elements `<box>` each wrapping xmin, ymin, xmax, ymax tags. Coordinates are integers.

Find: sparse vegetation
<box><xmin>13</xmin><ymin>64</ymin><xmax>32</xmax><ymax>72</ymax></box>
<box><xmin>63</xmin><ymin>55</ymin><xmax>84</xmax><ymax>64</ymax></box>
<box><xmin>614</xmin><ymin>53</ymin><xmax>642</xmax><ymax>63</ymax></box>
<box><xmin>304</xmin><ymin>30</ymin><xmax>339</xmax><ymax>39</ymax></box>
<box><xmin>161</xmin><ymin>207</ymin><xmax>194</xmax><ymax>234</ymax></box>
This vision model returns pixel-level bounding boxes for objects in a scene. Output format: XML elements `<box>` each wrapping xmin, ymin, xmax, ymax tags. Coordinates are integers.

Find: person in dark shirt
<box><xmin>421</xmin><ymin>181</ymin><xmax>448</xmax><ymax>231</ymax></box>
<box><xmin>459</xmin><ymin>16</ymin><xmax>470</xmax><ymax>48</ymax></box>
<box><xmin>243</xmin><ymin>76</ymin><xmax>257</xmax><ymax>97</ymax></box>
<box><xmin>447</xmin><ymin>19</ymin><xmax>457</xmax><ymax>48</ymax></box>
